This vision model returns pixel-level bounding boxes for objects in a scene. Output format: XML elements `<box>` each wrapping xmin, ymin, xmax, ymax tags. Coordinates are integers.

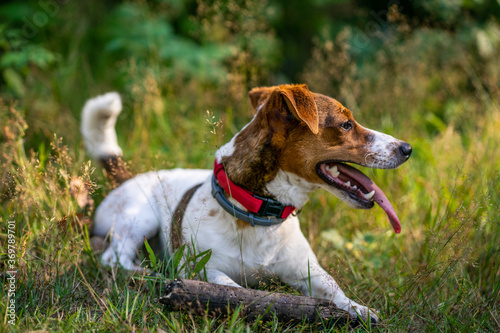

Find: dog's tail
<box><xmin>81</xmin><ymin>92</ymin><xmax>133</xmax><ymax>186</ymax></box>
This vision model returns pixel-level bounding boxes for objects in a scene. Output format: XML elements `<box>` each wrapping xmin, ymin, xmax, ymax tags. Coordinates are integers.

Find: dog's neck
<box><xmin>215</xmin><ymin>116</ymin><xmax>316</xmax><ymax>209</ymax></box>
<box><xmin>217</xmin><ymin>114</ymin><xmax>279</xmax><ymax>197</ymax></box>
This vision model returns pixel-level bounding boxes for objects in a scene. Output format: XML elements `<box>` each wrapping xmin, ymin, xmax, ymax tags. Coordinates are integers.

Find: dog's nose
<box><xmin>399</xmin><ymin>142</ymin><xmax>412</xmax><ymax>158</ymax></box>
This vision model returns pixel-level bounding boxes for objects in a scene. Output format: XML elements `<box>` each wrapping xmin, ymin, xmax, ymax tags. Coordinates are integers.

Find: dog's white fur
<box><xmin>81</xmin><ymin>92</ymin><xmax>123</xmax><ymax>159</ymax></box>
<box><xmin>83</xmin><ymin>92</ymin><xmax>405</xmax><ymax>322</ymax></box>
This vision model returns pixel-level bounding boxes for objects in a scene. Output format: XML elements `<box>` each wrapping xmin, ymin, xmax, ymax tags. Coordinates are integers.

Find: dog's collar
<box><xmin>211</xmin><ymin>160</ymin><xmax>296</xmax><ymax>227</ymax></box>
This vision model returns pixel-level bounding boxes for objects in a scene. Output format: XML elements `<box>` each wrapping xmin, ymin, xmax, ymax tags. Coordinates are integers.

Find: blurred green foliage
<box><xmin>0</xmin><ymin>0</ymin><xmax>499</xmax><ymax>121</ymax></box>
<box><xmin>1</xmin><ymin>0</ymin><xmax>498</xmax><ymax>94</ymax></box>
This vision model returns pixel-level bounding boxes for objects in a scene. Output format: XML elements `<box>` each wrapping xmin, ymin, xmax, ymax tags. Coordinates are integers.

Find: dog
<box><xmin>81</xmin><ymin>84</ymin><xmax>411</xmax><ymax>323</ymax></box>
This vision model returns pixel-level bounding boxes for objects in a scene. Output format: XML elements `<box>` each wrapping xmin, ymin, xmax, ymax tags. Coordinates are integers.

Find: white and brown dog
<box><xmin>81</xmin><ymin>84</ymin><xmax>411</xmax><ymax>323</ymax></box>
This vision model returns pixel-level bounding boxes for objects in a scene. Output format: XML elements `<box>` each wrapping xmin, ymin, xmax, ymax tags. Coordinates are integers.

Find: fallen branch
<box><xmin>159</xmin><ymin>278</ymin><xmax>356</xmax><ymax>327</ymax></box>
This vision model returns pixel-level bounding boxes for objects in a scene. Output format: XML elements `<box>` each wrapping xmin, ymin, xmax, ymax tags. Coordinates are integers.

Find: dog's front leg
<box><xmin>101</xmin><ymin>237</ymin><xmax>146</xmax><ymax>272</ymax></box>
<box><xmin>205</xmin><ymin>269</ymin><xmax>242</xmax><ymax>288</ymax></box>
<box><xmin>306</xmin><ymin>262</ymin><xmax>377</xmax><ymax>323</ymax></box>
<box><xmin>278</xmin><ymin>254</ymin><xmax>379</xmax><ymax>323</ymax></box>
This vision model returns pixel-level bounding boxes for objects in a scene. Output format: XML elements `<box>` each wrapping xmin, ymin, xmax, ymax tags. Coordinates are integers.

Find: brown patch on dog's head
<box><xmin>280</xmin><ymin>85</ymin><xmax>319</xmax><ymax>134</ymax></box>
<box><xmin>248</xmin><ymin>86</ymin><xmax>272</xmax><ymax>111</ymax></box>
<box><xmin>223</xmin><ymin>84</ymin><xmax>406</xmax><ymax>199</ymax></box>
<box><xmin>223</xmin><ymin>84</ymin><xmax>320</xmax><ymax>196</ymax></box>
<box><xmin>278</xmin><ymin>93</ymin><xmax>374</xmax><ymax>185</ymax></box>
<box><xmin>248</xmin><ymin>85</ymin><xmax>319</xmax><ymax>135</ymax></box>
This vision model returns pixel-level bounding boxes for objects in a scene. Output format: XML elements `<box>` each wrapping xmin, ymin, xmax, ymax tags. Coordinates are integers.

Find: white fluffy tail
<box><xmin>81</xmin><ymin>92</ymin><xmax>123</xmax><ymax>160</ymax></box>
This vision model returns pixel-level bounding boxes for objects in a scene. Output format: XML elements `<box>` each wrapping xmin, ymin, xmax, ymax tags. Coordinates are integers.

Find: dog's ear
<box><xmin>248</xmin><ymin>87</ymin><xmax>272</xmax><ymax>111</ymax></box>
<box><xmin>279</xmin><ymin>84</ymin><xmax>319</xmax><ymax>134</ymax></box>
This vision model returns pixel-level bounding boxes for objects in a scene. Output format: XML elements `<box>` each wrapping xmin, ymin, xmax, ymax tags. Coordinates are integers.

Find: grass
<box><xmin>1</xmin><ymin>3</ymin><xmax>500</xmax><ymax>331</ymax></box>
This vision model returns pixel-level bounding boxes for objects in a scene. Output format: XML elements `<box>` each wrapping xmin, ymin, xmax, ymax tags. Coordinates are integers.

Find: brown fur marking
<box><xmin>236</xmin><ymin>219</ymin><xmax>251</xmax><ymax>229</ymax></box>
<box><xmin>280</xmin><ymin>84</ymin><xmax>319</xmax><ymax>134</ymax></box>
<box><xmin>171</xmin><ymin>183</ymin><xmax>203</xmax><ymax>251</ymax></box>
<box><xmin>278</xmin><ymin>93</ymin><xmax>374</xmax><ymax>185</ymax></box>
<box><xmin>100</xmin><ymin>156</ymin><xmax>134</xmax><ymax>187</ymax></box>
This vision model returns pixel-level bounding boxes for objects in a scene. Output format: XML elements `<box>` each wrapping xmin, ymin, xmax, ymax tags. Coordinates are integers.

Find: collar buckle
<box><xmin>255</xmin><ymin>195</ymin><xmax>286</xmax><ymax>218</ymax></box>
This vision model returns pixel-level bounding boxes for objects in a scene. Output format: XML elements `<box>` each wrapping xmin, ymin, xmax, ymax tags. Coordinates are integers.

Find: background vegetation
<box><xmin>1</xmin><ymin>0</ymin><xmax>500</xmax><ymax>331</ymax></box>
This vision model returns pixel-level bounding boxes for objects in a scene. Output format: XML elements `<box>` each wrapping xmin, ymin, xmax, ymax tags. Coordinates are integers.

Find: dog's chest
<box><xmin>239</xmin><ymin>227</ymin><xmax>289</xmax><ymax>266</ymax></box>
<box><xmin>186</xmin><ymin>204</ymin><xmax>301</xmax><ymax>276</ymax></box>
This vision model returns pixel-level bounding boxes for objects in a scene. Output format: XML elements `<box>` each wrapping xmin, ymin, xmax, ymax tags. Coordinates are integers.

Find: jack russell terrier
<box><xmin>81</xmin><ymin>84</ymin><xmax>412</xmax><ymax>323</ymax></box>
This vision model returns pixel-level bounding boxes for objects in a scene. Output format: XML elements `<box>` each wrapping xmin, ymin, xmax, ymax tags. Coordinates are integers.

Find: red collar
<box><xmin>213</xmin><ymin>160</ymin><xmax>295</xmax><ymax>220</ymax></box>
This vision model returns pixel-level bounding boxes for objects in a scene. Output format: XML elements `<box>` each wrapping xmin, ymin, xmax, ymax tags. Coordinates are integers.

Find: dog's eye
<box><xmin>340</xmin><ymin>120</ymin><xmax>352</xmax><ymax>131</ymax></box>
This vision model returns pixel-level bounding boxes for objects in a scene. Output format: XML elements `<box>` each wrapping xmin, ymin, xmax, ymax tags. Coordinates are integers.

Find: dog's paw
<box><xmin>101</xmin><ymin>247</ymin><xmax>145</xmax><ymax>272</ymax></box>
<box><xmin>339</xmin><ymin>298</ymin><xmax>379</xmax><ymax>324</ymax></box>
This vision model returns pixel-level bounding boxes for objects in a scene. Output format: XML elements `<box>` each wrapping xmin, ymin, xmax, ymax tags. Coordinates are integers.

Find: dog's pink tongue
<box><xmin>371</xmin><ymin>186</ymin><xmax>402</xmax><ymax>234</ymax></box>
<box><xmin>336</xmin><ymin>164</ymin><xmax>402</xmax><ymax>233</ymax></box>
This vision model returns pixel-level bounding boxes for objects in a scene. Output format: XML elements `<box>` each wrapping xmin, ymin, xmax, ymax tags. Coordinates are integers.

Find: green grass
<box><xmin>1</xmin><ymin>1</ymin><xmax>500</xmax><ymax>331</ymax></box>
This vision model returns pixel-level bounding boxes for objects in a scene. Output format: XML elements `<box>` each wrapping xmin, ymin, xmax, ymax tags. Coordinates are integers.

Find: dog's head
<box><xmin>219</xmin><ymin>84</ymin><xmax>411</xmax><ymax>232</ymax></box>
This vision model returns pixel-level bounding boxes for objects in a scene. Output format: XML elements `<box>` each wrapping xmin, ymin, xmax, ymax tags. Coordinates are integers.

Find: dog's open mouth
<box><xmin>316</xmin><ymin>162</ymin><xmax>402</xmax><ymax>233</ymax></box>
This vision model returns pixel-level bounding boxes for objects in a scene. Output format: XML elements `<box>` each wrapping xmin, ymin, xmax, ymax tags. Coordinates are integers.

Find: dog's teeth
<box><xmin>352</xmin><ymin>185</ymin><xmax>357</xmax><ymax>189</ymax></box>
<box><xmin>325</xmin><ymin>164</ymin><xmax>339</xmax><ymax>178</ymax></box>
<box><xmin>363</xmin><ymin>190</ymin><xmax>375</xmax><ymax>200</ymax></box>
<box><xmin>346</xmin><ymin>181</ymin><xmax>351</xmax><ymax>187</ymax></box>
<box><xmin>331</xmin><ymin>165</ymin><xmax>340</xmax><ymax>177</ymax></box>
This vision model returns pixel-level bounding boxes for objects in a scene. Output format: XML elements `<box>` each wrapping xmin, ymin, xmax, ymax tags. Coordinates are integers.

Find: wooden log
<box><xmin>159</xmin><ymin>278</ymin><xmax>357</xmax><ymax>327</ymax></box>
